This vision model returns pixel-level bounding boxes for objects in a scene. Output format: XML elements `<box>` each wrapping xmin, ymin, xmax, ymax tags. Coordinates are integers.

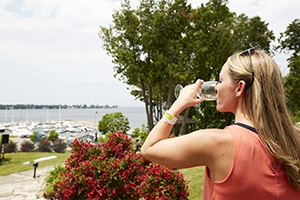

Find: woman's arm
<box><xmin>141</xmin><ymin>80</ymin><xmax>231</xmax><ymax>169</ymax></box>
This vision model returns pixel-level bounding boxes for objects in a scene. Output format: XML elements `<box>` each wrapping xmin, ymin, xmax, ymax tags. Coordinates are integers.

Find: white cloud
<box><xmin>0</xmin><ymin>0</ymin><xmax>298</xmax><ymax>106</ymax></box>
<box><xmin>228</xmin><ymin>0</ymin><xmax>299</xmax><ymax>37</ymax></box>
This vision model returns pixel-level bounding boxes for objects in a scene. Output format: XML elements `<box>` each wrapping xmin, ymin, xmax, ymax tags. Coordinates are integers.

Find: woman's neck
<box><xmin>234</xmin><ymin>112</ymin><xmax>254</xmax><ymax>127</ymax></box>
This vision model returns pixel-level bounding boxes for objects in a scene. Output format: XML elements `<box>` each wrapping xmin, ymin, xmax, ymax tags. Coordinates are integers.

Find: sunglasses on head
<box><xmin>240</xmin><ymin>47</ymin><xmax>256</xmax><ymax>89</ymax></box>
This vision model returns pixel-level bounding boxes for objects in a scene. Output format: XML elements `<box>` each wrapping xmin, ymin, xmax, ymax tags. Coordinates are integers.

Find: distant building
<box><xmin>75</xmin><ymin>132</ymin><xmax>94</xmax><ymax>142</ymax></box>
<box><xmin>66</xmin><ymin>132</ymin><xmax>95</xmax><ymax>146</ymax></box>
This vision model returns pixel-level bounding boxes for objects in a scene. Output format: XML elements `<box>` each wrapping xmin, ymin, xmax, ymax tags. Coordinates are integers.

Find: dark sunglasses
<box><xmin>240</xmin><ymin>47</ymin><xmax>255</xmax><ymax>89</ymax></box>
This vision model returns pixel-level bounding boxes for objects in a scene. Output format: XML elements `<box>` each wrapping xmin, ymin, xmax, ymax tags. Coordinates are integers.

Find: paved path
<box><xmin>0</xmin><ymin>166</ymin><xmax>54</xmax><ymax>200</ymax></box>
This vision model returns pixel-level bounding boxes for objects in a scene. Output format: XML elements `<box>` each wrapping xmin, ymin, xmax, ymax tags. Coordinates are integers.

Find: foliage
<box><xmin>52</xmin><ymin>139</ymin><xmax>67</xmax><ymax>153</ymax></box>
<box><xmin>98</xmin><ymin>112</ymin><xmax>130</xmax><ymax>134</ymax></box>
<box><xmin>38</xmin><ymin>139</ymin><xmax>52</xmax><ymax>152</ymax></box>
<box><xmin>20</xmin><ymin>140</ymin><xmax>35</xmax><ymax>152</ymax></box>
<box><xmin>46</xmin><ymin>132</ymin><xmax>189</xmax><ymax>199</ymax></box>
<box><xmin>277</xmin><ymin>19</ymin><xmax>300</xmax><ymax>120</ymax></box>
<box><xmin>4</xmin><ymin>140</ymin><xmax>17</xmax><ymax>153</ymax></box>
<box><xmin>48</xmin><ymin>130</ymin><xmax>59</xmax><ymax>142</ymax></box>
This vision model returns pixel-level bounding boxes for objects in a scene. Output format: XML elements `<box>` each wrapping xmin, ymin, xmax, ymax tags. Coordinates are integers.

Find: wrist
<box><xmin>168</xmin><ymin>101</ymin><xmax>185</xmax><ymax>118</ymax></box>
<box><xmin>163</xmin><ymin>111</ymin><xmax>178</xmax><ymax>125</ymax></box>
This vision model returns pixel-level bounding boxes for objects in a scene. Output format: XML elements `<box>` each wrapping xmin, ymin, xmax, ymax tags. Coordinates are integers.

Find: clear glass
<box><xmin>174</xmin><ymin>80</ymin><xmax>217</xmax><ymax>101</ymax></box>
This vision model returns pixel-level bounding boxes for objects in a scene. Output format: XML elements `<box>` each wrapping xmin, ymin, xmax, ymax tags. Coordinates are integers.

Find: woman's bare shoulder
<box><xmin>190</xmin><ymin>127</ymin><xmax>232</xmax><ymax>143</ymax></box>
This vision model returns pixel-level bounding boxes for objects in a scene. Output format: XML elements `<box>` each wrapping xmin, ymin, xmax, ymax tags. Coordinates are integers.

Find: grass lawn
<box><xmin>180</xmin><ymin>166</ymin><xmax>205</xmax><ymax>200</ymax></box>
<box><xmin>0</xmin><ymin>151</ymin><xmax>71</xmax><ymax>176</ymax></box>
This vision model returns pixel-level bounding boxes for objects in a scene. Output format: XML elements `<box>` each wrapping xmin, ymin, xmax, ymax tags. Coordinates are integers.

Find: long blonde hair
<box><xmin>227</xmin><ymin>49</ymin><xmax>300</xmax><ymax>190</ymax></box>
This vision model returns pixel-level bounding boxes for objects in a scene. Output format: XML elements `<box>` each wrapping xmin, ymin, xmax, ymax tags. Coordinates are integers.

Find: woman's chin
<box><xmin>216</xmin><ymin>104</ymin><xmax>224</xmax><ymax>113</ymax></box>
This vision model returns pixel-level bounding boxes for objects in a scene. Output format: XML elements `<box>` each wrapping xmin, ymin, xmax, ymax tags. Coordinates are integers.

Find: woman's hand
<box><xmin>173</xmin><ymin>79</ymin><xmax>204</xmax><ymax>111</ymax></box>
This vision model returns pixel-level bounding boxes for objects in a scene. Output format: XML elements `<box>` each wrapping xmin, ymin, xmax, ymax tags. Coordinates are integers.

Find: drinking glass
<box><xmin>174</xmin><ymin>80</ymin><xmax>218</xmax><ymax>101</ymax></box>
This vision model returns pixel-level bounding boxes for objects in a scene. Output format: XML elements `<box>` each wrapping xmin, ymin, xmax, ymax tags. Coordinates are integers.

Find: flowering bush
<box><xmin>45</xmin><ymin>132</ymin><xmax>189</xmax><ymax>199</ymax></box>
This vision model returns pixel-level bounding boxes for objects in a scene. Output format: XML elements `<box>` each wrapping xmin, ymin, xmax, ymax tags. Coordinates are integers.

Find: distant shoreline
<box><xmin>0</xmin><ymin>104</ymin><xmax>119</xmax><ymax>110</ymax></box>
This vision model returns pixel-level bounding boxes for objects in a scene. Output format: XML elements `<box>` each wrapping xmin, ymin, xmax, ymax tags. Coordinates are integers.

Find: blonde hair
<box><xmin>227</xmin><ymin>49</ymin><xmax>300</xmax><ymax>190</ymax></box>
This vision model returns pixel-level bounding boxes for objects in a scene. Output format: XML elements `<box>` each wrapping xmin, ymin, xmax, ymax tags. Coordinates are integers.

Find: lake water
<box><xmin>0</xmin><ymin>107</ymin><xmax>147</xmax><ymax>129</ymax></box>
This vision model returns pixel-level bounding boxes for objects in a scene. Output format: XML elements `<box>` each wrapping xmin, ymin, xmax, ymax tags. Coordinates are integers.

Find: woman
<box><xmin>141</xmin><ymin>49</ymin><xmax>300</xmax><ymax>199</ymax></box>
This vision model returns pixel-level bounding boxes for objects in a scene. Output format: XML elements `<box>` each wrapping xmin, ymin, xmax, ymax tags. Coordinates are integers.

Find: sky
<box><xmin>0</xmin><ymin>0</ymin><xmax>299</xmax><ymax>107</ymax></box>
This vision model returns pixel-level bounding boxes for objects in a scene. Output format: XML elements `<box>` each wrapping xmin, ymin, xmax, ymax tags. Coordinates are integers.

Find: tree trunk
<box><xmin>141</xmin><ymin>80</ymin><xmax>154</xmax><ymax>132</ymax></box>
<box><xmin>166</xmin><ymin>76</ymin><xmax>173</xmax><ymax>110</ymax></box>
<box><xmin>180</xmin><ymin>107</ymin><xmax>190</xmax><ymax>135</ymax></box>
<box><xmin>159</xmin><ymin>83</ymin><xmax>163</xmax><ymax>119</ymax></box>
<box><xmin>148</xmin><ymin>85</ymin><xmax>154</xmax><ymax>131</ymax></box>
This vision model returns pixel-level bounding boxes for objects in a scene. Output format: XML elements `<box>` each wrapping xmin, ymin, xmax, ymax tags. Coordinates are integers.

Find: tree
<box><xmin>284</xmin><ymin>56</ymin><xmax>300</xmax><ymax>121</ymax></box>
<box><xmin>277</xmin><ymin>19</ymin><xmax>300</xmax><ymax>56</ymax></box>
<box><xmin>100</xmin><ymin>0</ymin><xmax>276</xmax><ymax>132</ymax></box>
<box><xmin>232</xmin><ymin>14</ymin><xmax>275</xmax><ymax>52</ymax></box>
<box><xmin>100</xmin><ymin>0</ymin><xmax>193</xmax><ymax>131</ymax></box>
<box><xmin>98</xmin><ymin>112</ymin><xmax>130</xmax><ymax>134</ymax></box>
<box><xmin>48</xmin><ymin>130</ymin><xmax>59</xmax><ymax>142</ymax></box>
<box><xmin>277</xmin><ymin>19</ymin><xmax>300</xmax><ymax>120</ymax></box>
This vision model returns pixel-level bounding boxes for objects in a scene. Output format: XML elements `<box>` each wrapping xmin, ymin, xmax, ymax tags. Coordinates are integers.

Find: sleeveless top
<box><xmin>203</xmin><ymin>123</ymin><xmax>300</xmax><ymax>200</ymax></box>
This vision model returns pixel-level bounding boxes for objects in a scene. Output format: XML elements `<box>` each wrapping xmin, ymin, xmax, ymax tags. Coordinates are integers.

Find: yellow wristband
<box><xmin>163</xmin><ymin>111</ymin><xmax>177</xmax><ymax>125</ymax></box>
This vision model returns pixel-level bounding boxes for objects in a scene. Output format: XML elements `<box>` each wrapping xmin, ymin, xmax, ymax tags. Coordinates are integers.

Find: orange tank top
<box><xmin>203</xmin><ymin>124</ymin><xmax>300</xmax><ymax>200</ymax></box>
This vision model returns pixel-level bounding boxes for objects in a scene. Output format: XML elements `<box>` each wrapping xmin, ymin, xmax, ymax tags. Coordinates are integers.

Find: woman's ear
<box><xmin>236</xmin><ymin>80</ymin><xmax>247</xmax><ymax>97</ymax></box>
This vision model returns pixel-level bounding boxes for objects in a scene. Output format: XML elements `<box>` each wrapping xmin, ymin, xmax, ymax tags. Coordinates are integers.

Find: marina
<box><xmin>0</xmin><ymin>107</ymin><xmax>147</xmax><ymax>146</ymax></box>
<box><xmin>0</xmin><ymin>120</ymin><xmax>99</xmax><ymax>146</ymax></box>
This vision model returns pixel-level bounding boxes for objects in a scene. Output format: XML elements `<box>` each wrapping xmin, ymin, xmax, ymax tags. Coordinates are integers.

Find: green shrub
<box><xmin>30</xmin><ymin>131</ymin><xmax>38</xmax><ymax>143</ymax></box>
<box><xmin>45</xmin><ymin>132</ymin><xmax>189</xmax><ymax>199</ymax></box>
<box><xmin>44</xmin><ymin>165</ymin><xmax>66</xmax><ymax>197</ymax></box>
<box><xmin>98</xmin><ymin>112</ymin><xmax>130</xmax><ymax>134</ymax></box>
<box><xmin>20</xmin><ymin>140</ymin><xmax>34</xmax><ymax>152</ymax></box>
<box><xmin>38</xmin><ymin>139</ymin><xmax>52</xmax><ymax>152</ymax></box>
<box><xmin>132</xmin><ymin>123</ymin><xmax>149</xmax><ymax>142</ymax></box>
<box><xmin>48</xmin><ymin>130</ymin><xmax>59</xmax><ymax>142</ymax></box>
